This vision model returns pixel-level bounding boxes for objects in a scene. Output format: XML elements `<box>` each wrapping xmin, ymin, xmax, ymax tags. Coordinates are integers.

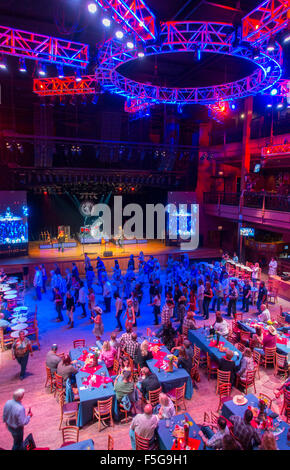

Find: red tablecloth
<box><xmin>80</xmin><ymin>364</ymin><xmax>102</xmax><ymax>374</ymax></box>
<box><xmin>209</xmin><ymin>340</ymin><xmax>225</xmax><ymax>349</ymax></box>
<box><xmin>171</xmin><ymin>437</ymin><xmax>201</xmax><ymax>451</ymax></box>
<box><xmin>82</xmin><ymin>375</ymin><xmax>113</xmax><ymax>388</ymax></box>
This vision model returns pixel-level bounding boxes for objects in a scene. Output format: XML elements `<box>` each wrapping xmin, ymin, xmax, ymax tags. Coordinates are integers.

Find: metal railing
<box><xmin>204</xmin><ymin>191</ymin><xmax>290</xmax><ymax>212</ymax></box>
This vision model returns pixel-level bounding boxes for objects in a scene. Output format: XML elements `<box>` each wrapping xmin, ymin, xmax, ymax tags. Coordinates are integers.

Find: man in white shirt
<box><xmin>197</xmin><ymin>279</ymin><xmax>205</xmax><ymax>315</ymax></box>
<box><xmin>3</xmin><ymin>389</ymin><xmax>33</xmax><ymax>450</ymax></box>
<box><xmin>33</xmin><ymin>266</ymin><xmax>42</xmax><ymax>300</ymax></box>
<box><xmin>258</xmin><ymin>304</ymin><xmax>271</xmax><ymax>323</ymax></box>
<box><xmin>78</xmin><ymin>281</ymin><xmax>87</xmax><ymax>317</ymax></box>
<box><xmin>129</xmin><ymin>404</ymin><xmax>159</xmax><ymax>449</ymax></box>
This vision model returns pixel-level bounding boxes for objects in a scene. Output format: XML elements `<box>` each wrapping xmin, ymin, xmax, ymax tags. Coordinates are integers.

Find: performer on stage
<box><xmin>57</xmin><ymin>230</ymin><xmax>65</xmax><ymax>253</ymax></box>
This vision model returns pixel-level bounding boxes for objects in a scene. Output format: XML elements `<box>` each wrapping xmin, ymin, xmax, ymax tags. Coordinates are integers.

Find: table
<box><xmin>158</xmin><ymin>412</ymin><xmax>203</xmax><ymax>450</ymax></box>
<box><xmin>13</xmin><ymin>306</ymin><xmax>28</xmax><ymax>313</ymax></box>
<box><xmin>11</xmin><ymin>317</ymin><xmax>27</xmax><ymax>324</ymax></box>
<box><xmin>144</xmin><ymin>338</ymin><xmax>193</xmax><ymax>399</ymax></box>
<box><xmin>69</xmin><ymin>347</ymin><xmax>117</xmax><ymax>427</ymax></box>
<box><xmin>57</xmin><ymin>439</ymin><xmax>94</xmax><ymax>450</ymax></box>
<box><xmin>188</xmin><ymin>329</ymin><xmax>242</xmax><ymax>366</ymax></box>
<box><xmin>11</xmin><ymin>323</ymin><xmax>28</xmax><ymax>331</ymax></box>
<box><xmin>237</xmin><ymin>320</ymin><xmax>290</xmax><ymax>360</ymax></box>
<box><xmin>221</xmin><ymin>393</ymin><xmax>290</xmax><ymax>450</ymax></box>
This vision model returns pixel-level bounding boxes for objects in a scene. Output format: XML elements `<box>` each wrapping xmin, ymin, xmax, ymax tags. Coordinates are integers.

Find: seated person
<box><xmin>199</xmin><ymin>416</ymin><xmax>230</xmax><ymax>449</ymax></box>
<box><xmin>236</xmin><ymin>348</ymin><xmax>255</xmax><ymax>381</ymax></box>
<box><xmin>182</xmin><ymin>311</ymin><xmax>197</xmax><ymax>336</ymax></box>
<box><xmin>258</xmin><ymin>304</ymin><xmax>271</xmax><ymax>323</ymax></box>
<box><xmin>56</xmin><ymin>354</ymin><xmax>78</xmax><ymax>381</ymax></box>
<box><xmin>129</xmin><ymin>404</ymin><xmax>159</xmax><ymax>450</ymax></box>
<box><xmin>255</xmin><ymin>325</ymin><xmax>277</xmax><ymax>356</ymax></box>
<box><xmin>99</xmin><ymin>340</ymin><xmax>117</xmax><ymax>369</ymax></box>
<box><xmin>172</xmin><ymin>339</ymin><xmax>194</xmax><ymax>363</ymax></box>
<box><xmin>46</xmin><ymin>343</ymin><xmax>61</xmax><ymax>374</ymax></box>
<box><xmin>157</xmin><ymin>393</ymin><xmax>175</xmax><ymax>419</ymax></box>
<box><xmin>229</xmin><ymin>409</ymin><xmax>261</xmax><ymax>450</ymax></box>
<box><xmin>138</xmin><ymin>367</ymin><xmax>161</xmax><ymax>400</ymax></box>
<box><xmin>114</xmin><ymin>370</ymin><xmax>135</xmax><ymax>402</ymax></box>
<box><xmin>124</xmin><ymin>332</ymin><xmax>139</xmax><ymax>362</ymax></box>
<box><xmin>109</xmin><ymin>332</ymin><xmax>121</xmax><ymax>352</ymax></box>
<box><xmin>213</xmin><ymin>313</ymin><xmax>229</xmax><ymax>338</ymax></box>
<box><xmin>219</xmin><ymin>349</ymin><xmax>237</xmax><ymax>385</ymax></box>
<box><xmin>135</xmin><ymin>340</ymin><xmax>153</xmax><ymax>369</ymax></box>
<box><xmin>155</xmin><ymin>324</ymin><xmax>177</xmax><ymax>351</ymax></box>
<box><xmin>251</xmin><ymin>326</ymin><xmax>263</xmax><ymax>348</ymax></box>
<box><xmin>176</xmin><ymin>346</ymin><xmax>192</xmax><ymax>375</ymax></box>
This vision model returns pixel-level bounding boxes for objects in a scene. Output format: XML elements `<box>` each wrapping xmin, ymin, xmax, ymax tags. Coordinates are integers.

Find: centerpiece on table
<box><xmin>257</xmin><ymin>398</ymin><xmax>267</xmax><ymax>423</ymax></box>
<box><xmin>87</xmin><ymin>348</ymin><xmax>100</xmax><ymax>367</ymax></box>
<box><xmin>166</xmin><ymin>354</ymin><xmax>177</xmax><ymax>372</ymax></box>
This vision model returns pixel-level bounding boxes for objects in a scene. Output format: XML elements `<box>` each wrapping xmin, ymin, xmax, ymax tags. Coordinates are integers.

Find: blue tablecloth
<box><xmin>221</xmin><ymin>393</ymin><xmax>289</xmax><ymax>450</ymax></box>
<box><xmin>282</xmin><ymin>312</ymin><xmax>290</xmax><ymax>324</ymax></box>
<box><xmin>57</xmin><ymin>439</ymin><xmax>94</xmax><ymax>450</ymax></box>
<box><xmin>237</xmin><ymin>321</ymin><xmax>290</xmax><ymax>360</ymax></box>
<box><xmin>188</xmin><ymin>329</ymin><xmax>242</xmax><ymax>366</ymax></box>
<box><xmin>157</xmin><ymin>412</ymin><xmax>203</xmax><ymax>450</ymax></box>
<box><xmin>69</xmin><ymin>347</ymin><xmax>118</xmax><ymax>427</ymax></box>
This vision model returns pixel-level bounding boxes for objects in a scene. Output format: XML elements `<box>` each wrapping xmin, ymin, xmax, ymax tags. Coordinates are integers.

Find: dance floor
<box><xmin>0</xmin><ymin>270</ymin><xmax>289</xmax><ymax>450</ymax></box>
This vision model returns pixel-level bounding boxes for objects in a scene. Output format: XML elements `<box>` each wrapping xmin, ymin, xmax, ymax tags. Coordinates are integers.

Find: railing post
<box><xmin>262</xmin><ymin>193</ymin><xmax>265</xmax><ymax>218</ymax></box>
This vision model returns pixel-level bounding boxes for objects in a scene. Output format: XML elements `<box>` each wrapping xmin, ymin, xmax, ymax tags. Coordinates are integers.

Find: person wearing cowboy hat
<box><xmin>262</xmin><ymin>325</ymin><xmax>277</xmax><ymax>351</ymax></box>
<box><xmin>92</xmin><ymin>306</ymin><xmax>104</xmax><ymax>341</ymax></box>
<box><xmin>123</xmin><ymin>298</ymin><xmax>136</xmax><ymax>330</ymax></box>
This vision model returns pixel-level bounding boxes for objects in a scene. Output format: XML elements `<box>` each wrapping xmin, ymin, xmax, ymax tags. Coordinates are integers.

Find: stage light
<box><xmin>277</xmin><ymin>102</ymin><xmax>284</xmax><ymax>109</ymax></box>
<box><xmin>75</xmin><ymin>68</ymin><xmax>82</xmax><ymax>82</ymax></box>
<box><xmin>196</xmin><ymin>49</ymin><xmax>201</xmax><ymax>61</ymax></box>
<box><xmin>126</xmin><ymin>41</ymin><xmax>134</xmax><ymax>49</ymax></box>
<box><xmin>19</xmin><ymin>58</ymin><xmax>27</xmax><ymax>72</ymax></box>
<box><xmin>88</xmin><ymin>2</ymin><xmax>97</xmax><ymax>14</ymax></box>
<box><xmin>270</xmin><ymin>88</ymin><xmax>278</xmax><ymax>96</ymax></box>
<box><xmin>240</xmin><ymin>113</ymin><xmax>245</xmax><ymax>119</ymax></box>
<box><xmin>38</xmin><ymin>62</ymin><xmax>46</xmax><ymax>76</ymax></box>
<box><xmin>253</xmin><ymin>48</ymin><xmax>260</xmax><ymax>60</ymax></box>
<box><xmin>115</xmin><ymin>30</ymin><xmax>124</xmax><ymax>39</ymax></box>
<box><xmin>57</xmin><ymin>64</ymin><xmax>64</xmax><ymax>78</ymax></box>
<box><xmin>102</xmin><ymin>18</ymin><xmax>111</xmax><ymax>27</ymax></box>
<box><xmin>137</xmin><ymin>51</ymin><xmax>145</xmax><ymax>58</ymax></box>
<box><xmin>267</xmin><ymin>37</ymin><xmax>275</xmax><ymax>52</ymax></box>
<box><xmin>230</xmin><ymin>102</ymin><xmax>236</xmax><ymax>110</ymax></box>
<box><xmin>0</xmin><ymin>55</ymin><xmax>7</xmax><ymax>70</ymax></box>
<box><xmin>281</xmin><ymin>23</ymin><xmax>290</xmax><ymax>44</ymax></box>
<box><xmin>267</xmin><ymin>103</ymin><xmax>272</xmax><ymax>108</ymax></box>
<box><xmin>91</xmin><ymin>94</ymin><xmax>99</xmax><ymax>104</ymax></box>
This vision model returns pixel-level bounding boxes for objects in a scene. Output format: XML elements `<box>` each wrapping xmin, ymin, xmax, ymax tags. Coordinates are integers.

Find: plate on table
<box><xmin>233</xmin><ymin>395</ymin><xmax>248</xmax><ymax>406</ymax></box>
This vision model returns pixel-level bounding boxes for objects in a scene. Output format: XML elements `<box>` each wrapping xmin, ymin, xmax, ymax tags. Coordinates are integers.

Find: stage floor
<box><xmin>0</xmin><ymin>240</ymin><xmax>221</xmax><ymax>265</ymax></box>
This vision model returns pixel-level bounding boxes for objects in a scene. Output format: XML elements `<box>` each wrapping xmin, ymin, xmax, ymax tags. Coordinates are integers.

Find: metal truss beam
<box><xmin>0</xmin><ymin>25</ymin><xmax>89</xmax><ymax>67</ymax></box>
<box><xmin>242</xmin><ymin>0</ymin><xmax>290</xmax><ymax>44</ymax></box>
<box><xmin>95</xmin><ymin>0</ymin><xmax>156</xmax><ymax>41</ymax></box>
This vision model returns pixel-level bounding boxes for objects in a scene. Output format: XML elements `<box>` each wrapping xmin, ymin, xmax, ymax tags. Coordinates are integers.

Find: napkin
<box><xmin>82</xmin><ymin>375</ymin><xmax>113</xmax><ymax>388</ymax></box>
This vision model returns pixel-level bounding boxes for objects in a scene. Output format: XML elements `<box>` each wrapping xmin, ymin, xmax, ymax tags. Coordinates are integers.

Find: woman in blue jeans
<box><xmin>12</xmin><ymin>331</ymin><xmax>33</xmax><ymax>380</ymax></box>
<box><xmin>203</xmin><ymin>282</ymin><xmax>213</xmax><ymax>319</ymax></box>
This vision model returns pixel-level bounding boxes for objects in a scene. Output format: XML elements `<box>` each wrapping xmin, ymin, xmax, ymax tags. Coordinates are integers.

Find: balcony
<box><xmin>203</xmin><ymin>192</ymin><xmax>290</xmax><ymax>231</ymax></box>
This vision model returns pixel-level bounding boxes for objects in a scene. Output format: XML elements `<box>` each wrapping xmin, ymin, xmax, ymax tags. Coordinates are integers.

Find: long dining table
<box><xmin>69</xmin><ymin>346</ymin><xmax>118</xmax><ymax>427</ymax></box>
<box><xmin>187</xmin><ymin>328</ymin><xmax>242</xmax><ymax>366</ymax></box>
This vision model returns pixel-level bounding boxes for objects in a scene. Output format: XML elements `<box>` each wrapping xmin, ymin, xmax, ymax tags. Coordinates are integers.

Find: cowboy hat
<box><xmin>267</xmin><ymin>325</ymin><xmax>277</xmax><ymax>336</ymax></box>
<box><xmin>93</xmin><ymin>306</ymin><xmax>103</xmax><ymax>314</ymax></box>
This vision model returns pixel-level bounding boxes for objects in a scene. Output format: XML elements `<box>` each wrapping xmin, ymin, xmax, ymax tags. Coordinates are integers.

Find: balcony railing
<box><xmin>203</xmin><ymin>191</ymin><xmax>290</xmax><ymax>212</ymax></box>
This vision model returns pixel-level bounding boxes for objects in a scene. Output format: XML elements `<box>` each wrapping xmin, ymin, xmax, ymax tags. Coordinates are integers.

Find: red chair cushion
<box><xmin>63</xmin><ymin>402</ymin><xmax>78</xmax><ymax>413</ymax></box>
<box><xmin>60</xmin><ymin>441</ymin><xmax>76</xmax><ymax>447</ymax></box>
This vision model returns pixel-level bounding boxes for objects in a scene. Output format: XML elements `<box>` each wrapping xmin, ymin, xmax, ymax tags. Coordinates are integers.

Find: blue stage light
<box><xmin>19</xmin><ymin>58</ymin><xmax>27</xmax><ymax>72</ymax></box>
<box><xmin>230</xmin><ymin>102</ymin><xmax>236</xmax><ymax>110</ymax></box>
<box><xmin>102</xmin><ymin>18</ymin><xmax>111</xmax><ymax>27</ymax></box>
<box><xmin>270</xmin><ymin>88</ymin><xmax>278</xmax><ymax>96</ymax></box>
<box><xmin>57</xmin><ymin>64</ymin><xmax>64</xmax><ymax>78</ymax></box>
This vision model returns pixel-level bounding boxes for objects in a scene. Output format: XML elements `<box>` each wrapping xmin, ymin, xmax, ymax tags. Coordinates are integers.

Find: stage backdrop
<box><xmin>0</xmin><ymin>191</ymin><xmax>28</xmax><ymax>257</ymax></box>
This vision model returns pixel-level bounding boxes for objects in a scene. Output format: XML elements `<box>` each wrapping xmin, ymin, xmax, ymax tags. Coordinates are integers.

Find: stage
<box><xmin>0</xmin><ymin>239</ymin><xmax>221</xmax><ymax>279</ymax></box>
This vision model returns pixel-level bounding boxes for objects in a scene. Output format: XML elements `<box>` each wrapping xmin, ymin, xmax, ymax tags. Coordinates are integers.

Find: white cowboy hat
<box><xmin>267</xmin><ymin>325</ymin><xmax>277</xmax><ymax>336</ymax></box>
<box><xmin>233</xmin><ymin>395</ymin><xmax>248</xmax><ymax>406</ymax></box>
<box><xmin>93</xmin><ymin>306</ymin><xmax>103</xmax><ymax>314</ymax></box>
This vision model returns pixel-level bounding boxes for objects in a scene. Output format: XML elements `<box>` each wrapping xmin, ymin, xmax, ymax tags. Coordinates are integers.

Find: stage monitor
<box><xmin>240</xmin><ymin>227</ymin><xmax>255</xmax><ymax>237</ymax></box>
<box><xmin>0</xmin><ymin>191</ymin><xmax>28</xmax><ymax>257</ymax></box>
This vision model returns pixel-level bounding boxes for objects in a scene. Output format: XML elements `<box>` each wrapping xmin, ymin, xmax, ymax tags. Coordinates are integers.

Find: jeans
<box><xmin>203</xmin><ymin>299</ymin><xmax>210</xmax><ymax>319</ymax></box>
<box><xmin>7</xmin><ymin>425</ymin><xmax>24</xmax><ymax>450</ymax></box>
<box><xmin>16</xmin><ymin>352</ymin><xmax>29</xmax><ymax>378</ymax></box>
<box><xmin>212</xmin><ymin>297</ymin><xmax>222</xmax><ymax>311</ymax></box>
<box><xmin>79</xmin><ymin>302</ymin><xmax>86</xmax><ymax>316</ymax></box>
<box><xmin>56</xmin><ymin>303</ymin><xmax>63</xmax><ymax>321</ymax></box>
<box><xmin>227</xmin><ymin>299</ymin><xmax>237</xmax><ymax>316</ymax></box>
<box><xmin>198</xmin><ymin>299</ymin><xmax>203</xmax><ymax>315</ymax></box>
<box><xmin>104</xmin><ymin>297</ymin><xmax>111</xmax><ymax>312</ymax></box>
<box><xmin>154</xmin><ymin>305</ymin><xmax>160</xmax><ymax>324</ymax></box>
<box><xmin>242</xmin><ymin>297</ymin><xmax>250</xmax><ymax>312</ymax></box>
<box><xmin>200</xmin><ymin>425</ymin><xmax>215</xmax><ymax>440</ymax></box>
<box><xmin>116</xmin><ymin>309</ymin><xmax>123</xmax><ymax>329</ymax></box>
<box><xmin>256</xmin><ymin>299</ymin><xmax>263</xmax><ymax>313</ymax></box>
<box><xmin>35</xmin><ymin>286</ymin><xmax>41</xmax><ymax>300</ymax></box>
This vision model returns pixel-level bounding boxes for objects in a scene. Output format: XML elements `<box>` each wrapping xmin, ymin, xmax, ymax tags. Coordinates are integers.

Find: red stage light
<box><xmin>43</xmin><ymin>191</ymin><xmax>47</xmax><ymax>195</ymax></box>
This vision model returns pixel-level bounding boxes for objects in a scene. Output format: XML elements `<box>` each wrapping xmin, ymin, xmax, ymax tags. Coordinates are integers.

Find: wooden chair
<box><xmin>45</xmin><ymin>366</ymin><xmax>55</xmax><ymax>393</ymax></box>
<box><xmin>60</xmin><ymin>426</ymin><xmax>79</xmax><ymax>447</ymax></box>
<box><xmin>206</xmin><ymin>353</ymin><xmax>218</xmax><ymax>380</ymax></box>
<box><xmin>27</xmin><ymin>326</ymin><xmax>40</xmax><ymax>350</ymax></box>
<box><xmin>216</xmin><ymin>369</ymin><xmax>231</xmax><ymax>394</ymax></box>
<box><xmin>236</xmin><ymin>342</ymin><xmax>246</xmax><ymax>354</ymax></box>
<box><xmin>263</xmin><ymin>347</ymin><xmax>276</xmax><ymax>368</ymax></box>
<box><xmin>194</xmin><ymin>344</ymin><xmax>206</xmax><ymax>367</ymax></box>
<box><xmin>217</xmin><ymin>383</ymin><xmax>232</xmax><ymax>412</ymax></box>
<box><xmin>119</xmin><ymin>399</ymin><xmax>137</xmax><ymax>424</ymax></box>
<box><xmin>135</xmin><ymin>432</ymin><xmax>151</xmax><ymax>450</ymax></box>
<box><xmin>146</xmin><ymin>328</ymin><xmax>152</xmax><ymax>337</ymax></box>
<box><xmin>203</xmin><ymin>410</ymin><xmax>219</xmax><ymax>425</ymax></box>
<box><xmin>268</xmin><ymin>287</ymin><xmax>278</xmax><ymax>304</ymax></box>
<box><xmin>258</xmin><ymin>393</ymin><xmax>273</xmax><ymax>410</ymax></box>
<box><xmin>54</xmin><ymin>373</ymin><xmax>64</xmax><ymax>398</ymax></box>
<box><xmin>236</xmin><ymin>369</ymin><xmax>256</xmax><ymax>394</ymax></box>
<box><xmin>107</xmin><ymin>434</ymin><xmax>114</xmax><ymax>450</ymax></box>
<box><xmin>0</xmin><ymin>327</ymin><xmax>13</xmax><ymax>351</ymax></box>
<box><xmin>252</xmin><ymin>349</ymin><xmax>261</xmax><ymax>379</ymax></box>
<box><xmin>73</xmin><ymin>339</ymin><xmax>85</xmax><ymax>349</ymax></box>
<box><xmin>142</xmin><ymin>386</ymin><xmax>162</xmax><ymax>408</ymax></box>
<box><xmin>109</xmin><ymin>358</ymin><xmax>120</xmax><ymax>377</ymax></box>
<box><xmin>240</xmin><ymin>331</ymin><xmax>251</xmax><ymax>345</ymax></box>
<box><xmin>275</xmin><ymin>352</ymin><xmax>288</xmax><ymax>378</ymax></box>
<box><xmin>59</xmin><ymin>391</ymin><xmax>78</xmax><ymax>430</ymax></box>
<box><xmin>93</xmin><ymin>397</ymin><xmax>114</xmax><ymax>432</ymax></box>
<box><xmin>168</xmin><ymin>383</ymin><xmax>186</xmax><ymax>413</ymax></box>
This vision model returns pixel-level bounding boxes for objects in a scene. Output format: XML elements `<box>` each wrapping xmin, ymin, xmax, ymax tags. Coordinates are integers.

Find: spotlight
<box><xmin>75</xmin><ymin>68</ymin><xmax>82</xmax><ymax>82</ymax></box>
<box><xmin>88</xmin><ymin>2</ymin><xmax>97</xmax><ymax>14</ymax></box>
<box><xmin>253</xmin><ymin>48</ymin><xmax>260</xmax><ymax>60</ymax></box>
<box><xmin>230</xmin><ymin>102</ymin><xmax>236</xmax><ymax>110</ymax></box>
<box><xmin>277</xmin><ymin>102</ymin><xmax>284</xmax><ymax>109</ymax></box>
<box><xmin>115</xmin><ymin>30</ymin><xmax>124</xmax><ymax>39</ymax></box>
<box><xmin>57</xmin><ymin>64</ymin><xmax>64</xmax><ymax>78</ymax></box>
<box><xmin>0</xmin><ymin>55</ymin><xmax>7</xmax><ymax>70</ymax></box>
<box><xmin>38</xmin><ymin>62</ymin><xmax>46</xmax><ymax>76</ymax></box>
<box><xmin>240</xmin><ymin>113</ymin><xmax>245</xmax><ymax>119</ymax></box>
<box><xmin>196</xmin><ymin>49</ymin><xmax>201</xmax><ymax>61</ymax></box>
<box><xmin>266</xmin><ymin>103</ymin><xmax>272</xmax><ymax>108</ymax></box>
<box><xmin>137</xmin><ymin>51</ymin><xmax>145</xmax><ymax>58</ymax></box>
<box><xmin>270</xmin><ymin>88</ymin><xmax>278</xmax><ymax>96</ymax></box>
<box><xmin>102</xmin><ymin>18</ymin><xmax>111</xmax><ymax>27</ymax></box>
<box><xmin>126</xmin><ymin>41</ymin><xmax>134</xmax><ymax>49</ymax></box>
<box><xmin>281</xmin><ymin>24</ymin><xmax>290</xmax><ymax>44</ymax></box>
<box><xmin>267</xmin><ymin>37</ymin><xmax>275</xmax><ymax>52</ymax></box>
<box><xmin>19</xmin><ymin>58</ymin><xmax>27</xmax><ymax>72</ymax></box>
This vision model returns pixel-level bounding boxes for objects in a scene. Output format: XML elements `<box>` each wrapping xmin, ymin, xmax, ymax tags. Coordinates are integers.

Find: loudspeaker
<box><xmin>103</xmin><ymin>251</ymin><xmax>113</xmax><ymax>257</ymax></box>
